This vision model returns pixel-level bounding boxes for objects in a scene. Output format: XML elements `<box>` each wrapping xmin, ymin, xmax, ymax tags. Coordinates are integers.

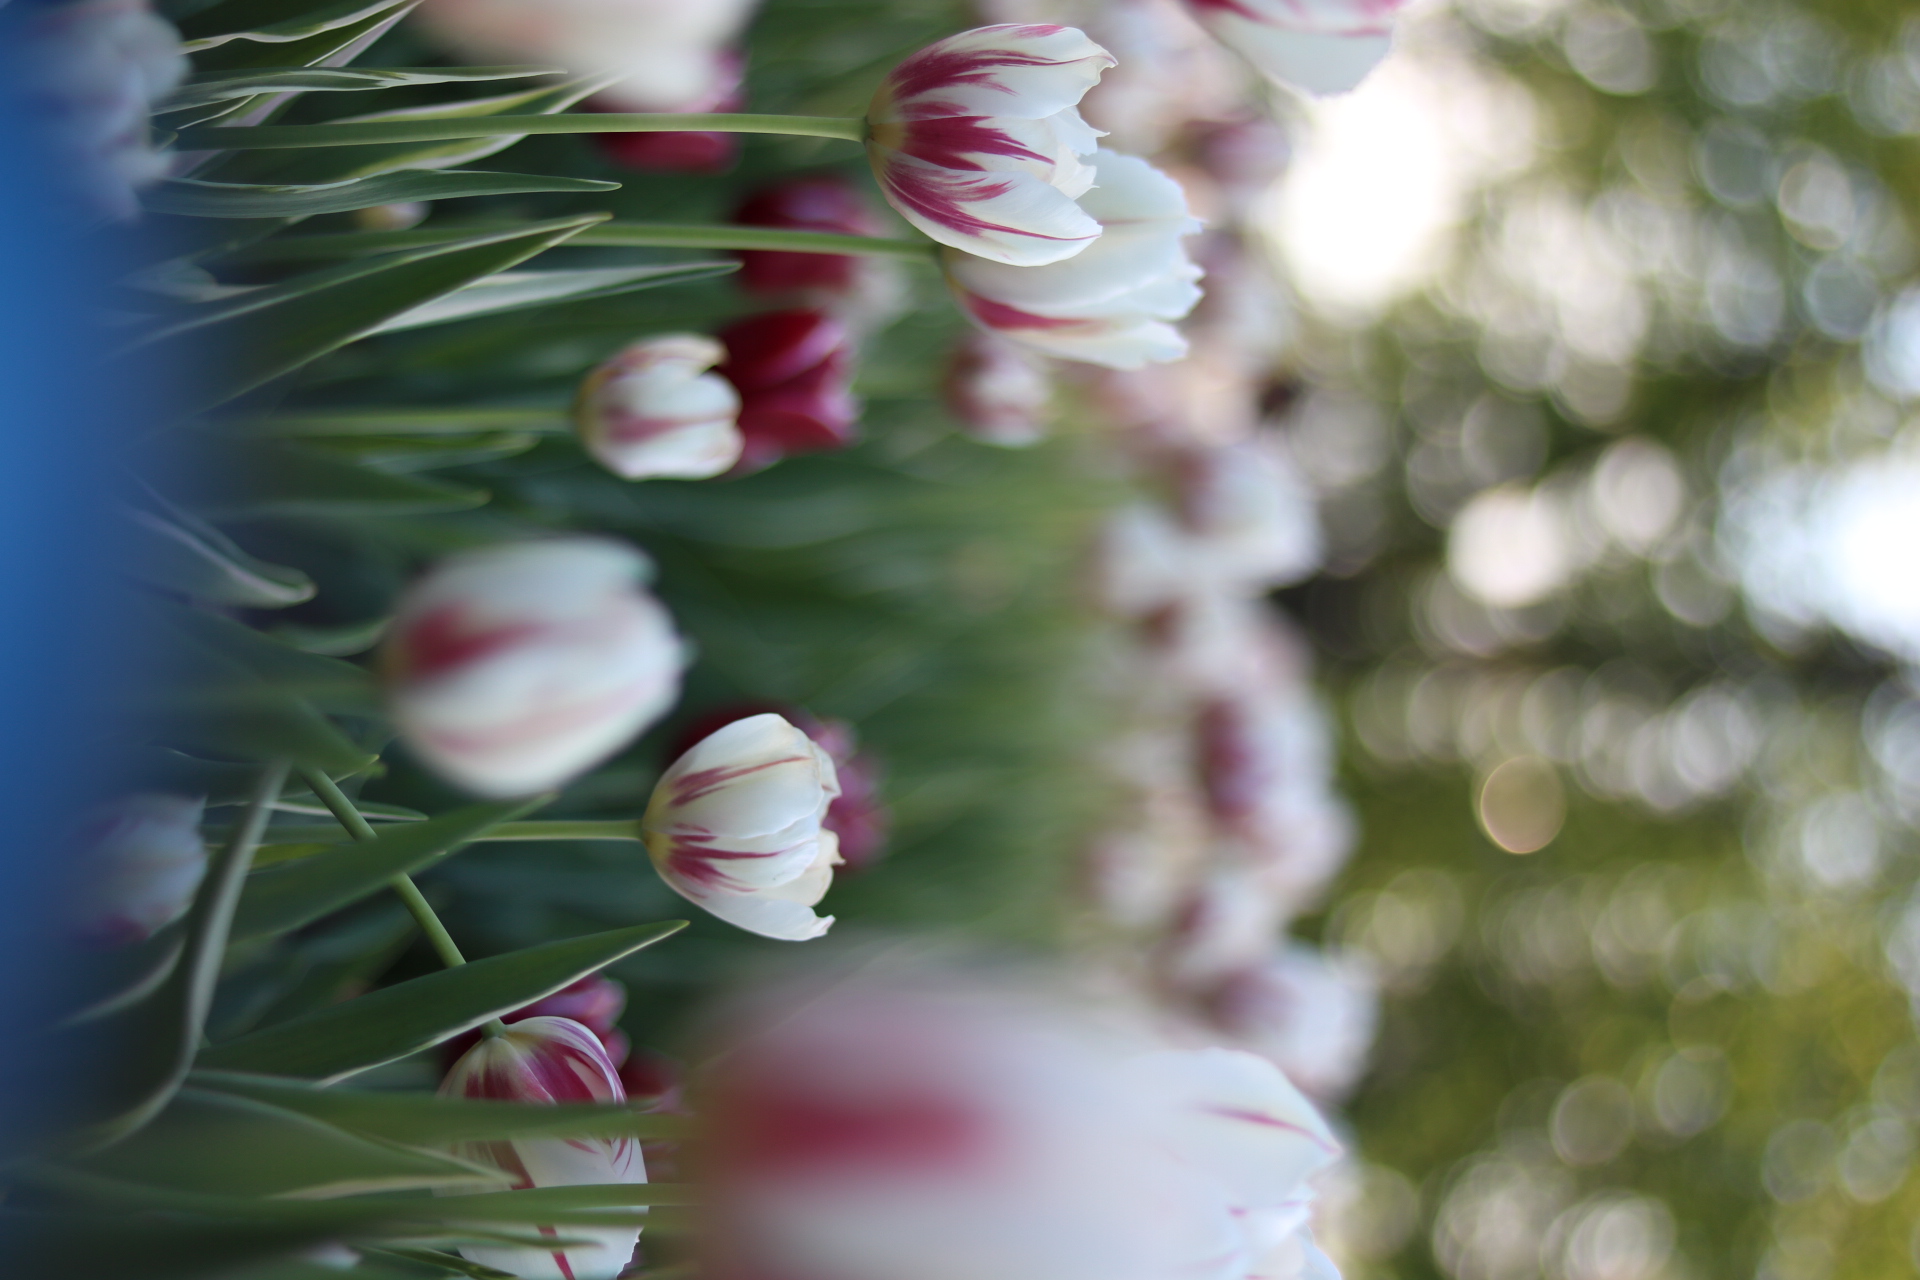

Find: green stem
<box><xmin>239</xmin><ymin>818</ymin><xmax>644</xmax><ymax>845</ymax></box>
<box><xmin>297</xmin><ymin>767</ymin><xmax>479</xmax><ymax>987</ymax></box>
<box><xmin>220</xmin><ymin>222</ymin><xmax>937</xmax><ymax>266</ymax></box>
<box><xmin>176</xmin><ymin>112</ymin><xmax>866</xmax><ymax>152</ymax></box>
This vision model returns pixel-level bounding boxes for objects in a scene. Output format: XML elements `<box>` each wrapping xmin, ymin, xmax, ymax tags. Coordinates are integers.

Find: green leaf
<box><xmin>165</xmin><ymin>437</ymin><xmax>489</xmax><ymax>516</ymax></box>
<box><xmin>160</xmin><ymin>66</ymin><xmax>563</xmax><ymax>113</ymax></box>
<box><xmin>61</xmin><ymin>930</ymin><xmax>185</xmax><ymax>1027</ymax></box>
<box><xmin>62</xmin><ymin>1089</ymin><xmax>506</xmax><ymax>1198</ymax></box>
<box><xmin>208</xmin><ymin>75</ymin><xmax>624</xmax><ymax>185</ymax></box>
<box><xmin>0</xmin><ymin>1212</ymin><xmax>335</xmax><ymax>1280</ymax></box>
<box><xmin>196</xmin><ymin>922</ymin><xmax>687</xmax><ymax>1082</ymax></box>
<box><xmin>307</xmin><ymin>431</ymin><xmax>542</xmax><ymax>472</ymax></box>
<box><xmin>143</xmin><ymin>169</ymin><xmax>619</xmax><ymax>219</ymax></box>
<box><xmin>157</xmin><ymin>599</ymin><xmax>378</xmax><ymax>716</ymax></box>
<box><xmin>192</xmin><ymin>1073</ymin><xmax>694</xmax><ymax>1145</ymax></box>
<box><xmin>240</xmin><ymin>407</ymin><xmax>570</xmax><ymax>437</ymax></box>
<box><xmin>186</xmin><ymin>0</ymin><xmax>414</xmax><ymax>75</ymax></box>
<box><xmin>147</xmin><ymin>632</ymin><xmax>372</xmax><ymax>775</ymax></box>
<box><xmin>120</xmin><ymin>500</ymin><xmax>317</xmax><ymax>608</ymax></box>
<box><xmin>372</xmin><ymin>263</ymin><xmax>738</xmax><ymax>334</ymax></box>
<box><xmin>231</xmin><ymin>797</ymin><xmax>549</xmax><ymax>943</ymax></box>
<box><xmin>127</xmin><ymin>216</ymin><xmax>609</xmax><ymax>412</ymax></box>
<box><xmin>268</xmin><ymin>614</ymin><xmax>392</xmax><ymax>657</ymax></box>
<box><xmin>59</xmin><ymin>764</ymin><xmax>289</xmax><ymax>1154</ymax></box>
<box><xmin>177</xmin><ymin>0</ymin><xmax>411</xmax><ymax>50</ymax></box>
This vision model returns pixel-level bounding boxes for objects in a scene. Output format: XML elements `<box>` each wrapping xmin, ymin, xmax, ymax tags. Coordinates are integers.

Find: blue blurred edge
<box><xmin>0</xmin><ymin>44</ymin><xmax>152</xmax><ymax>1154</ymax></box>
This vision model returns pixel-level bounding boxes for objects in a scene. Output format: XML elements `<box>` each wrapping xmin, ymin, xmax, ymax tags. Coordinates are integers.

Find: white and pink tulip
<box><xmin>866</xmin><ymin>24</ymin><xmax>1115</xmax><ymax>267</ymax></box>
<box><xmin>574</xmin><ymin>334</ymin><xmax>743</xmax><ymax>480</ymax></box>
<box><xmin>945</xmin><ymin>149</ymin><xmax>1203</xmax><ymax>369</ymax></box>
<box><xmin>385</xmin><ymin>539</ymin><xmax>686</xmax><ymax>799</ymax></box>
<box><xmin>1180</xmin><ymin>0</ymin><xmax>1408</xmax><ymax>97</ymax></box>
<box><xmin>440</xmin><ymin>1016</ymin><xmax>646</xmax><ymax>1280</ymax></box>
<box><xmin>640</xmin><ymin>713</ymin><xmax>841</xmax><ymax>940</ymax></box>
<box><xmin>66</xmin><ymin>792</ymin><xmax>208</xmax><ymax>947</ymax></box>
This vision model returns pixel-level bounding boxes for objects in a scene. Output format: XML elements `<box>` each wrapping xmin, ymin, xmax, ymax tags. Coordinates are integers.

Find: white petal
<box><xmin>696</xmin><ymin>887</ymin><xmax>836</xmax><ymax>941</ymax></box>
<box><xmin>1197</xmin><ymin>10</ymin><xmax>1394</xmax><ymax>96</ymax></box>
<box><xmin>1130</xmin><ymin>1048</ymin><xmax>1341</xmax><ymax>1208</ymax></box>
<box><xmin>874</xmin><ymin>24</ymin><xmax>1114</xmax><ymax>124</ymax></box>
<box><xmin>981</xmin><ymin>315</ymin><xmax>1191</xmax><ymax>370</ymax></box>
<box><xmin>645</xmin><ymin>715</ymin><xmax>838</xmax><ymax>840</ymax></box>
<box><xmin>876</xmin><ymin>152</ymin><xmax>1104</xmax><ymax>267</ymax></box>
<box><xmin>591</xmin><ymin>416</ymin><xmax>743</xmax><ymax>480</ymax></box>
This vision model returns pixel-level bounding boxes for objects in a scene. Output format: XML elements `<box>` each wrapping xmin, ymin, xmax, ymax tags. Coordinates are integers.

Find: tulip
<box><xmin>943</xmin><ymin>333</ymin><xmax>1054</xmax><ymax>446</ymax></box>
<box><xmin>66</xmin><ymin>793</ymin><xmax>207</xmax><ymax>946</ymax></box>
<box><xmin>945</xmin><ymin>149</ymin><xmax>1203</xmax><ymax>370</ymax></box>
<box><xmin>385</xmin><ymin>539</ymin><xmax>687</xmax><ymax>798</ymax></box>
<box><xmin>717</xmin><ymin>310</ymin><xmax>861</xmax><ymax>472</ymax></box>
<box><xmin>4</xmin><ymin>0</ymin><xmax>186</xmax><ymax>220</ymax></box>
<box><xmin>574</xmin><ymin>334</ymin><xmax>743</xmax><ymax>480</ymax></box>
<box><xmin>441</xmin><ymin>1016</ymin><xmax>646</xmax><ymax>1280</ymax></box>
<box><xmin>412</xmin><ymin>0</ymin><xmax>757</xmax><ymax>111</ymax></box>
<box><xmin>641</xmin><ymin>713</ymin><xmax>841</xmax><ymax>940</ymax></box>
<box><xmin>735</xmin><ymin>176</ymin><xmax>883</xmax><ymax>297</ymax></box>
<box><xmin>1180</xmin><ymin>0</ymin><xmax>1408</xmax><ymax>97</ymax></box>
<box><xmin>866</xmin><ymin>24</ymin><xmax>1115</xmax><ymax>267</ymax></box>
<box><xmin>1205</xmin><ymin>946</ymin><xmax>1378</xmax><ymax>1102</ymax></box>
<box><xmin>1128</xmin><ymin>1047</ymin><xmax>1343</xmax><ymax>1280</ymax></box>
<box><xmin>698</xmin><ymin>967</ymin><xmax>1293</xmax><ymax>1280</ymax></box>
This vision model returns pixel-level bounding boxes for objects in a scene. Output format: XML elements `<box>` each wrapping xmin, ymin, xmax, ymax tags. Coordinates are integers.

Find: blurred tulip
<box><xmin>2</xmin><ymin>0</ymin><xmax>185</xmax><ymax>220</ymax></box>
<box><xmin>1180</xmin><ymin>0</ymin><xmax>1406</xmax><ymax>97</ymax></box>
<box><xmin>946</xmin><ymin>150</ymin><xmax>1202</xmax><ymax>369</ymax></box>
<box><xmin>412</xmin><ymin>0</ymin><xmax>757</xmax><ymax>111</ymax></box>
<box><xmin>641</xmin><ymin>713</ymin><xmax>841</xmax><ymax>940</ymax></box>
<box><xmin>66</xmin><ymin>793</ymin><xmax>207</xmax><ymax>946</ymax></box>
<box><xmin>735</xmin><ymin>176</ymin><xmax>882</xmax><ymax>296</ymax></box>
<box><xmin>442</xmin><ymin>974</ymin><xmax>631</xmax><ymax>1071</ymax></box>
<box><xmin>866</xmin><ymin>24</ymin><xmax>1114</xmax><ymax>266</ymax></box>
<box><xmin>1128</xmin><ymin>1047</ymin><xmax>1343</xmax><ymax>1280</ymax></box>
<box><xmin>718</xmin><ymin>310</ymin><xmax>861</xmax><ymax>472</ymax></box>
<box><xmin>385</xmin><ymin>539</ymin><xmax>687</xmax><ymax>798</ymax></box>
<box><xmin>1205</xmin><ymin>946</ymin><xmax>1378</xmax><ymax>1102</ymax></box>
<box><xmin>441</xmin><ymin>1016</ymin><xmax>645</xmax><ymax>1280</ymax></box>
<box><xmin>944</xmin><ymin>333</ymin><xmax>1054</xmax><ymax>446</ymax></box>
<box><xmin>698</xmin><ymin>967</ymin><xmax>1341</xmax><ymax>1280</ymax></box>
<box><xmin>574</xmin><ymin>334</ymin><xmax>743</xmax><ymax>480</ymax></box>
<box><xmin>1177</xmin><ymin>436</ymin><xmax>1321</xmax><ymax>591</ymax></box>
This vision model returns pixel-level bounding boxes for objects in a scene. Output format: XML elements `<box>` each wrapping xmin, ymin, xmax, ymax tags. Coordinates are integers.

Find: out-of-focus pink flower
<box><xmin>866</xmin><ymin>24</ymin><xmax>1115</xmax><ymax>267</ymax></box>
<box><xmin>697</xmin><ymin>968</ymin><xmax>1346</xmax><ymax>1280</ymax></box>
<box><xmin>1175</xmin><ymin>437</ymin><xmax>1320</xmax><ymax>588</ymax></box>
<box><xmin>441</xmin><ymin>1016</ymin><xmax>646</xmax><ymax>1280</ymax></box>
<box><xmin>1180</xmin><ymin>0</ymin><xmax>1407</xmax><ymax>96</ymax></box>
<box><xmin>1076</xmin><ymin>0</ymin><xmax>1252</xmax><ymax>155</ymax></box>
<box><xmin>66</xmin><ymin>793</ymin><xmax>207</xmax><ymax>946</ymax></box>
<box><xmin>588</xmin><ymin>62</ymin><xmax>744</xmax><ymax>173</ymax></box>
<box><xmin>1189</xmin><ymin>117</ymin><xmax>1292</xmax><ymax>210</ymax></box>
<box><xmin>642</xmin><ymin>713</ymin><xmax>841</xmax><ymax>940</ymax></box>
<box><xmin>944</xmin><ymin>333</ymin><xmax>1054</xmax><ymax>446</ymax></box>
<box><xmin>718</xmin><ymin>310</ymin><xmax>861</xmax><ymax>472</ymax></box>
<box><xmin>442</xmin><ymin>974</ymin><xmax>631</xmax><ymax>1072</ymax></box>
<box><xmin>735</xmin><ymin>176</ymin><xmax>883</xmax><ymax>297</ymax></box>
<box><xmin>1205</xmin><ymin>946</ymin><xmax>1378</xmax><ymax>1102</ymax></box>
<box><xmin>412</xmin><ymin>0</ymin><xmax>758</xmax><ymax>109</ymax></box>
<box><xmin>385</xmin><ymin>539</ymin><xmax>687</xmax><ymax>798</ymax></box>
<box><xmin>575</xmin><ymin>334</ymin><xmax>743</xmax><ymax>480</ymax></box>
<box><xmin>3</xmin><ymin>0</ymin><xmax>185</xmax><ymax>220</ymax></box>
<box><xmin>946</xmin><ymin>150</ymin><xmax>1202</xmax><ymax>369</ymax></box>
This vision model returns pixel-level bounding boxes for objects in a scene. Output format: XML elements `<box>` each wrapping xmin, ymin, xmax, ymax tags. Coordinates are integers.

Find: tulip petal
<box><xmin>876</xmin><ymin>152</ymin><xmax>1104</xmax><ymax>267</ymax></box>
<box><xmin>1130</xmin><ymin>1048</ymin><xmax>1341</xmax><ymax>1206</ymax></box>
<box><xmin>873</xmin><ymin>24</ymin><xmax>1115</xmax><ymax>124</ymax></box>
<box><xmin>1188</xmin><ymin>3</ymin><xmax>1399</xmax><ymax>96</ymax></box>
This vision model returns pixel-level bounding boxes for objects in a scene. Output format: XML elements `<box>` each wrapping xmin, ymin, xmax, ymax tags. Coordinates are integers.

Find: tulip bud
<box><xmin>3</xmin><ymin>0</ymin><xmax>187</xmax><ymax>220</ymax></box>
<box><xmin>574</xmin><ymin>334</ymin><xmax>743</xmax><ymax>480</ymax></box>
<box><xmin>866</xmin><ymin>24</ymin><xmax>1115</xmax><ymax>266</ymax></box>
<box><xmin>385</xmin><ymin>538</ymin><xmax>687</xmax><ymax>798</ymax></box>
<box><xmin>1180</xmin><ymin>0</ymin><xmax>1407</xmax><ymax>97</ymax></box>
<box><xmin>441</xmin><ymin>1016</ymin><xmax>646</xmax><ymax>1280</ymax></box>
<box><xmin>944</xmin><ymin>333</ymin><xmax>1054</xmax><ymax>447</ymax></box>
<box><xmin>66</xmin><ymin>793</ymin><xmax>208</xmax><ymax>946</ymax></box>
<box><xmin>735</xmin><ymin>176</ymin><xmax>882</xmax><ymax>296</ymax></box>
<box><xmin>641</xmin><ymin>713</ymin><xmax>840</xmax><ymax>940</ymax></box>
<box><xmin>946</xmin><ymin>150</ymin><xmax>1203</xmax><ymax>370</ymax></box>
<box><xmin>717</xmin><ymin>310</ymin><xmax>860</xmax><ymax>472</ymax></box>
